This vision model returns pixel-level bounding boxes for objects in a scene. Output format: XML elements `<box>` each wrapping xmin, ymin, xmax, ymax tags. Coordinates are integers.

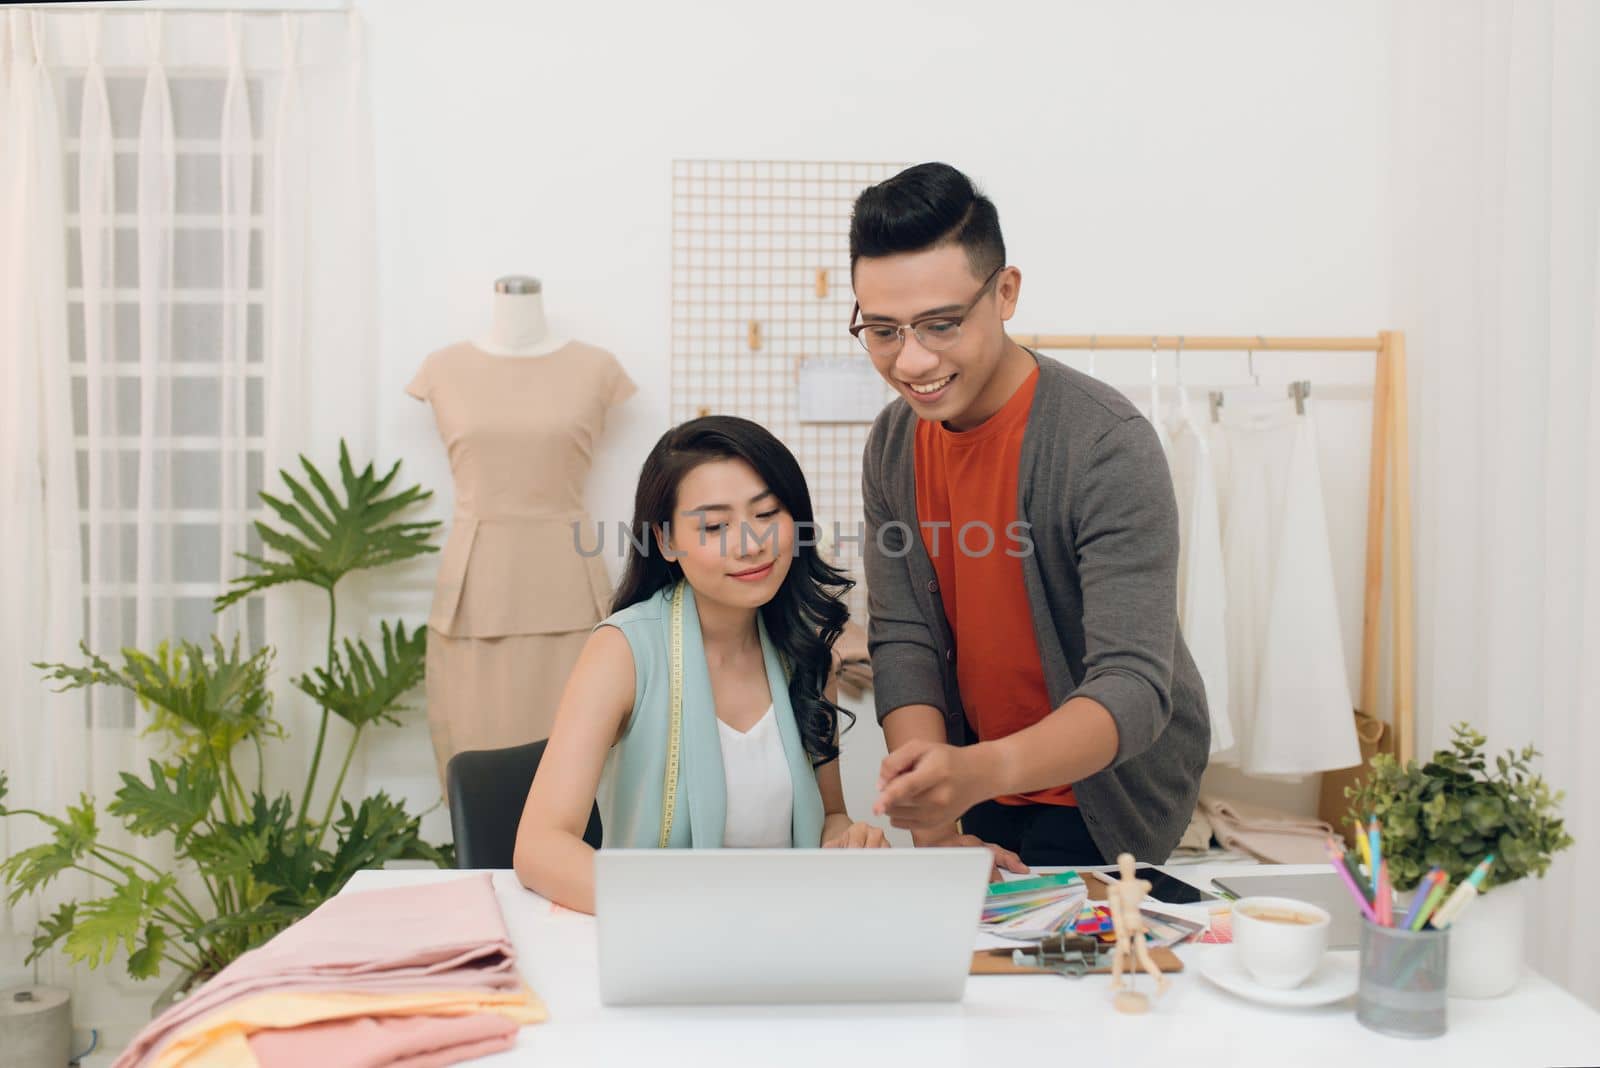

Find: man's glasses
<box><xmin>847</xmin><ymin>265</ymin><xmax>1005</xmax><ymax>358</ymax></box>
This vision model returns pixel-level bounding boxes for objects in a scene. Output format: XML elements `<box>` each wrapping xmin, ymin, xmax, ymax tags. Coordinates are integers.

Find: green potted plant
<box><xmin>1345</xmin><ymin>722</ymin><xmax>1573</xmax><ymax>998</ymax></box>
<box><xmin>0</xmin><ymin>443</ymin><xmax>453</xmax><ymax>1008</ymax></box>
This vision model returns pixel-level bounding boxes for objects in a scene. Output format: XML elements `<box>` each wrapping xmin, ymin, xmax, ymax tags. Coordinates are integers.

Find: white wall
<box><xmin>353</xmin><ymin>0</ymin><xmax>1393</xmax><ymax>838</ymax></box>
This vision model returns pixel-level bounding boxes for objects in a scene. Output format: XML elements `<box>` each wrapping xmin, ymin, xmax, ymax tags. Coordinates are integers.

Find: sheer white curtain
<box><xmin>0</xmin><ymin>10</ymin><xmax>89</xmax><ymax>991</ymax></box>
<box><xmin>1392</xmin><ymin>0</ymin><xmax>1600</xmax><ymax>1007</ymax></box>
<box><xmin>0</xmin><ymin>7</ymin><xmax>376</xmax><ymax>1034</ymax></box>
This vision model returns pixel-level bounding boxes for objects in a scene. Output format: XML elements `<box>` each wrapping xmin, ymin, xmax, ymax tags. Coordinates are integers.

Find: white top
<box><xmin>1219</xmin><ymin>401</ymin><xmax>1359</xmax><ymax>777</ymax></box>
<box><xmin>336</xmin><ymin>863</ymin><xmax>1600</xmax><ymax>1068</ymax></box>
<box><xmin>718</xmin><ymin>705</ymin><xmax>793</xmax><ymax>848</ymax></box>
<box><xmin>1167</xmin><ymin>412</ymin><xmax>1234</xmax><ymax>757</ymax></box>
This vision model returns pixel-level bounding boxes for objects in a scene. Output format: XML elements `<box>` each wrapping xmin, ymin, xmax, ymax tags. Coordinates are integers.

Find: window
<box><xmin>63</xmin><ymin>70</ymin><xmax>269</xmax><ymax>724</ymax></box>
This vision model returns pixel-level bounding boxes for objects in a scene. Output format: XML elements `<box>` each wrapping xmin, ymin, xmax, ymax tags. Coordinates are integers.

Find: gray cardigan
<box><xmin>861</xmin><ymin>351</ymin><xmax>1210</xmax><ymax>863</ymax></box>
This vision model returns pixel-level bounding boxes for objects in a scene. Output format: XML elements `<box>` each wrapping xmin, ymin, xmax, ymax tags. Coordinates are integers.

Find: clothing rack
<box><xmin>14</xmin><ymin>4</ymin><xmax>354</xmax><ymax>12</ymax></box>
<box><xmin>1009</xmin><ymin>331</ymin><xmax>1415</xmax><ymax>765</ymax></box>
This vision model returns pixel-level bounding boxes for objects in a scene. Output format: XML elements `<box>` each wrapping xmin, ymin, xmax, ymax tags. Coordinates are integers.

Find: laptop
<box><xmin>594</xmin><ymin>848</ymin><xmax>991</xmax><ymax>1005</ymax></box>
<box><xmin>1211</xmin><ymin>871</ymin><xmax>1364</xmax><ymax>949</ymax></box>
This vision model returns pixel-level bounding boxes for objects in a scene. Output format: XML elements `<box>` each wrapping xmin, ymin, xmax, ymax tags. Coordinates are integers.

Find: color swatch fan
<box><xmin>981</xmin><ymin>872</ymin><xmax>1089</xmax><ymax>940</ymax></box>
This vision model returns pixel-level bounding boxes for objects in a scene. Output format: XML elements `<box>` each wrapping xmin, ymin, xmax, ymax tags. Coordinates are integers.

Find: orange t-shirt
<box><xmin>914</xmin><ymin>366</ymin><xmax>1075</xmax><ymax>806</ymax></box>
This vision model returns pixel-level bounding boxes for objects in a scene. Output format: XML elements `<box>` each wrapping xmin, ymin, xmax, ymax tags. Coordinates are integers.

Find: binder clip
<box><xmin>1009</xmin><ymin>932</ymin><xmax>1108</xmax><ymax>978</ymax></box>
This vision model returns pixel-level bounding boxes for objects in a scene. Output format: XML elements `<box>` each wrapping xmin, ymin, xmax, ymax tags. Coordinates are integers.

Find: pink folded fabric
<box><xmin>248</xmin><ymin>1012</ymin><xmax>519</xmax><ymax>1068</ymax></box>
<box><xmin>116</xmin><ymin>873</ymin><xmax>525</xmax><ymax>1068</ymax></box>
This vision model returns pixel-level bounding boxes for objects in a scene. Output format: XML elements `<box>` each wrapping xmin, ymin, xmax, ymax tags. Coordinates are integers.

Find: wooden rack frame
<box><xmin>1009</xmin><ymin>332</ymin><xmax>1414</xmax><ymax>764</ymax></box>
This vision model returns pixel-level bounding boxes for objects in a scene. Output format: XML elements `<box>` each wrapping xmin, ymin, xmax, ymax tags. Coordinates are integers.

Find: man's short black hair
<box><xmin>849</xmin><ymin>162</ymin><xmax>1005</xmax><ymax>279</ymax></box>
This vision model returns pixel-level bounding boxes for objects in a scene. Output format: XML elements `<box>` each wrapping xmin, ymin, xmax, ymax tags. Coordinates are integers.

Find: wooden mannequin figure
<box><xmin>1106</xmin><ymin>851</ymin><xmax>1169</xmax><ymax>1013</ymax></box>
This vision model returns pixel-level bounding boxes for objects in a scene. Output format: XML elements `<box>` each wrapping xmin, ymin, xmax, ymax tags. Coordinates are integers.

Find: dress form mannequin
<box><xmin>406</xmin><ymin>278</ymin><xmax>637</xmax><ymax>791</ymax></box>
<box><xmin>473</xmin><ymin>275</ymin><xmax>572</xmax><ymax>357</ymax></box>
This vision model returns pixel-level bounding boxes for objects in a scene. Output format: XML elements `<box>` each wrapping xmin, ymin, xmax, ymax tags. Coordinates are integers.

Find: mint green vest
<box><xmin>595</xmin><ymin>582</ymin><xmax>826</xmax><ymax>849</ymax></box>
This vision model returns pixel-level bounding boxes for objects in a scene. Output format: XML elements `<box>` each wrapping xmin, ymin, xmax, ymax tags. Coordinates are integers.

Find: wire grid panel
<box><xmin>671</xmin><ymin>160</ymin><xmax>906</xmax><ymax>624</ymax></box>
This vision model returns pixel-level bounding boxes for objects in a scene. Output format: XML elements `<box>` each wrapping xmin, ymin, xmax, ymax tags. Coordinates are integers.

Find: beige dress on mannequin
<box><xmin>407</xmin><ymin>340</ymin><xmax>636</xmax><ymax>788</ymax></box>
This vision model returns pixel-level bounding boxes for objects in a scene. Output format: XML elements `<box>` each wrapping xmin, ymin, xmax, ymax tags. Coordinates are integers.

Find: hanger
<box><xmin>1212</xmin><ymin>335</ymin><xmax>1259</xmax><ymax>423</ymax></box>
<box><xmin>1174</xmin><ymin>336</ymin><xmax>1199</xmax><ymax>433</ymax></box>
<box><xmin>1087</xmin><ymin>334</ymin><xmax>1098</xmax><ymax>379</ymax></box>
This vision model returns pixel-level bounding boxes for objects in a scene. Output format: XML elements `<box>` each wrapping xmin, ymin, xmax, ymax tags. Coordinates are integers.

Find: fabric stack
<box><xmin>1198</xmin><ymin>795</ymin><xmax>1338</xmax><ymax>865</ymax></box>
<box><xmin>116</xmin><ymin>873</ymin><xmax>545</xmax><ymax>1068</ymax></box>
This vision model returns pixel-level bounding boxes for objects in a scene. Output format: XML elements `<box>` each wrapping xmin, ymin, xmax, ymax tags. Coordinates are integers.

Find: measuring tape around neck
<box><xmin>657</xmin><ymin>583</ymin><xmax>797</xmax><ymax>847</ymax></box>
<box><xmin>658</xmin><ymin>581</ymin><xmax>686</xmax><ymax>847</ymax></box>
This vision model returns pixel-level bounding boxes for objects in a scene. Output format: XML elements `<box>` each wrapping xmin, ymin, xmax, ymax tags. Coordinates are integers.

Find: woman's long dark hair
<box><xmin>612</xmin><ymin>416</ymin><xmax>855</xmax><ymax>765</ymax></box>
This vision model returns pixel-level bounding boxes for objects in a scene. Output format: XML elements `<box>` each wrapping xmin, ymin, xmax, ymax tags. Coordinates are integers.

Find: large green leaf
<box><xmin>185</xmin><ymin>825</ymin><xmax>269</xmax><ymax>882</ymax></box>
<box><xmin>230</xmin><ymin>792</ymin><xmax>326</xmax><ymax>909</ymax></box>
<box><xmin>64</xmin><ymin>874</ymin><xmax>173</xmax><ymax>970</ymax></box>
<box><xmin>315</xmin><ymin>793</ymin><xmax>440</xmax><ymax>896</ymax></box>
<box><xmin>127</xmin><ymin>923</ymin><xmax>169</xmax><ymax>980</ymax></box>
<box><xmin>109</xmin><ymin>760</ymin><xmax>219</xmax><ymax>845</ymax></box>
<box><xmin>251</xmin><ymin>837</ymin><xmax>324</xmax><ymax>911</ymax></box>
<box><xmin>37</xmin><ymin>638</ymin><xmax>275</xmax><ymax>754</ymax></box>
<box><xmin>0</xmin><ymin>795</ymin><xmax>100</xmax><ymax>904</ymax></box>
<box><xmin>1</xmin><ymin>844</ymin><xmax>77</xmax><ymax>906</ymax></box>
<box><xmin>185</xmin><ymin>789</ymin><xmax>295</xmax><ymax>883</ymax></box>
<box><xmin>216</xmin><ymin>441</ymin><xmax>439</xmax><ymax>608</ymax></box>
<box><xmin>293</xmin><ymin>621</ymin><xmax>426</xmax><ymax>731</ymax></box>
<box><xmin>25</xmin><ymin>903</ymin><xmax>78</xmax><ymax>966</ymax></box>
<box><xmin>188</xmin><ymin>903</ymin><xmax>305</xmax><ymax>948</ymax></box>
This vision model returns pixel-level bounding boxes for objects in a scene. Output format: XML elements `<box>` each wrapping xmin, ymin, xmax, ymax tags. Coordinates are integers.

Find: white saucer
<box><xmin>1199</xmin><ymin>948</ymin><xmax>1358</xmax><ymax>1008</ymax></box>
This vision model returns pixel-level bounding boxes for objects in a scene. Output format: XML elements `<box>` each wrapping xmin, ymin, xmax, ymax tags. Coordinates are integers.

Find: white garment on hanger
<box><xmin>719</xmin><ymin>705</ymin><xmax>793</xmax><ymax>848</ymax></box>
<box><xmin>1168</xmin><ymin>413</ymin><xmax>1234</xmax><ymax>757</ymax></box>
<box><xmin>1143</xmin><ymin>362</ymin><xmax>1174</xmax><ymax>459</ymax></box>
<box><xmin>1147</xmin><ymin>365</ymin><xmax>1230</xmax><ymax>756</ymax></box>
<box><xmin>1219</xmin><ymin>398</ymin><xmax>1360</xmax><ymax>778</ymax></box>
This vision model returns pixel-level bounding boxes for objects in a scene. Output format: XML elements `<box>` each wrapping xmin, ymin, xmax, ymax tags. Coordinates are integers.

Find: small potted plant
<box><xmin>1345</xmin><ymin>723</ymin><xmax>1573</xmax><ymax>998</ymax></box>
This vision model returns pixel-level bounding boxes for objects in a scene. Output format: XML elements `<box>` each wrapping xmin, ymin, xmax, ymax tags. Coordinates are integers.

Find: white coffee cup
<box><xmin>1231</xmin><ymin>896</ymin><xmax>1331</xmax><ymax>989</ymax></box>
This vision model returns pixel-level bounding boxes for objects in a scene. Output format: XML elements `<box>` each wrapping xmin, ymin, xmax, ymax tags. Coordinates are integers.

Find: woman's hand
<box><xmin>821</xmin><ymin>820</ymin><xmax>890</xmax><ymax>848</ymax></box>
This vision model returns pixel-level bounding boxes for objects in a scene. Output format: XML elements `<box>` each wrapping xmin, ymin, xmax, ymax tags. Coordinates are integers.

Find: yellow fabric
<box><xmin>150</xmin><ymin>985</ymin><xmax>547</xmax><ymax>1068</ymax></box>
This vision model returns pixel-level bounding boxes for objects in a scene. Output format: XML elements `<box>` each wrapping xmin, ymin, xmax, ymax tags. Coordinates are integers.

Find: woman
<box><xmin>515</xmin><ymin>416</ymin><xmax>888</xmax><ymax>912</ymax></box>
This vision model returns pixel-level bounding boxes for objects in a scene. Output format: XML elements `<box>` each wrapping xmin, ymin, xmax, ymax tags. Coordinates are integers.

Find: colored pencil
<box><xmin>1411</xmin><ymin>873</ymin><xmax>1452</xmax><ymax>931</ymax></box>
<box><xmin>1339</xmin><ymin>850</ymin><xmax>1372</xmax><ymax>903</ymax></box>
<box><xmin>1399</xmin><ymin>869</ymin><xmax>1443</xmax><ymax>931</ymax></box>
<box><xmin>1376</xmin><ymin>859</ymin><xmax>1392</xmax><ymax>926</ymax></box>
<box><xmin>1324</xmin><ymin>838</ymin><xmax>1379</xmax><ymax>923</ymax></box>
<box><xmin>1369</xmin><ymin>819</ymin><xmax>1383</xmax><ymax>896</ymax></box>
<box><xmin>1431</xmin><ymin>855</ymin><xmax>1496</xmax><ymax>930</ymax></box>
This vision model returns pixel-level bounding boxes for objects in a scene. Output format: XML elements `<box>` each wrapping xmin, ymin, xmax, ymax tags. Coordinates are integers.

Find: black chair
<box><xmin>446</xmin><ymin>738</ymin><xmax>603</xmax><ymax>869</ymax></box>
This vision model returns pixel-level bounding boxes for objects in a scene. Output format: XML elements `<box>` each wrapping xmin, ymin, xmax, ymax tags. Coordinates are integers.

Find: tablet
<box><xmin>1211</xmin><ymin>871</ymin><xmax>1363</xmax><ymax>949</ymax></box>
<box><xmin>1091</xmin><ymin>865</ymin><xmax>1219</xmax><ymax>906</ymax></box>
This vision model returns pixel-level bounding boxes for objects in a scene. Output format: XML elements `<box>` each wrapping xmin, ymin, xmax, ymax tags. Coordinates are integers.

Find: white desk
<box><xmin>342</xmin><ymin>862</ymin><xmax>1600</xmax><ymax>1067</ymax></box>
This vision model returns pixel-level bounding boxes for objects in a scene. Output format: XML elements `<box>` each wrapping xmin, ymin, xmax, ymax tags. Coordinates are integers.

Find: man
<box><xmin>853</xmin><ymin>162</ymin><xmax>1209</xmax><ymax>870</ymax></box>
